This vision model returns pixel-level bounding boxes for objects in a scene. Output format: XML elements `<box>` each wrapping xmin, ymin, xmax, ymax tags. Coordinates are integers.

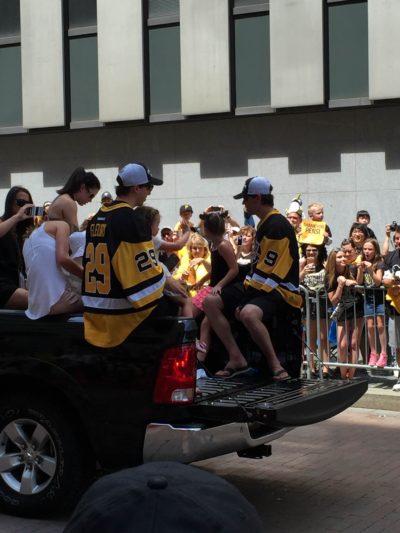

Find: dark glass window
<box><xmin>69</xmin><ymin>36</ymin><xmax>99</xmax><ymax>121</ymax></box>
<box><xmin>234</xmin><ymin>0</ymin><xmax>268</xmax><ymax>7</ymax></box>
<box><xmin>149</xmin><ymin>25</ymin><xmax>181</xmax><ymax>115</ymax></box>
<box><xmin>0</xmin><ymin>45</ymin><xmax>22</xmax><ymax>126</ymax></box>
<box><xmin>328</xmin><ymin>1</ymin><xmax>369</xmax><ymax>100</ymax></box>
<box><xmin>148</xmin><ymin>0</ymin><xmax>179</xmax><ymax>19</ymax></box>
<box><xmin>235</xmin><ymin>14</ymin><xmax>270</xmax><ymax>107</ymax></box>
<box><xmin>68</xmin><ymin>0</ymin><xmax>97</xmax><ymax>28</ymax></box>
<box><xmin>0</xmin><ymin>0</ymin><xmax>20</xmax><ymax>37</ymax></box>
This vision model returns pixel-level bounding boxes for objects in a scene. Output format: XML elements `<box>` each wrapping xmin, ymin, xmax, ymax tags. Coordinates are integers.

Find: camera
<box><xmin>392</xmin><ymin>265</ymin><xmax>400</xmax><ymax>280</ymax></box>
<box><xmin>237</xmin><ymin>235</ymin><xmax>243</xmax><ymax>245</ymax></box>
<box><xmin>390</xmin><ymin>221</ymin><xmax>398</xmax><ymax>232</ymax></box>
<box><xmin>26</xmin><ymin>206</ymin><xmax>45</xmax><ymax>217</ymax></box>
<box><xmin>190</xmin><ymin>226</ymin><xmax>200</xmax><ymax>233</ymax></box>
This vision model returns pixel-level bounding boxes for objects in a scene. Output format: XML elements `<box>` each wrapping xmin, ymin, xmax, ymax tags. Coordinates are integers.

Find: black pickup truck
<box><xmin>0</xmin><ymin>310</ymin><xmax>367</xmax><ymax>517</ymax></box>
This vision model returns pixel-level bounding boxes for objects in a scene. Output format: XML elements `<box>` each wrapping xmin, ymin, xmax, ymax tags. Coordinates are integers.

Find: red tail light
<box><xmin>154</xmin><ymin>344</ymin><xmax>197</xmax><ymax>404</ymax></box>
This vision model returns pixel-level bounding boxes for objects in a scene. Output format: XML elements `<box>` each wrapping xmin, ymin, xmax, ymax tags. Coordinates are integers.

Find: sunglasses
<box><xmin>16</xmin><ymin>198</ymin><xmax>30</xmax><ymax>207</ymax></box>
<box><xmin>138</xmin><ymin>183</ymin><xmax>154</xmax><ymax>191</ymax></box>
<box><xmin>243</xmin><ymin>194</ymin><xmax>257</xmax><ymax>201</ymax></box>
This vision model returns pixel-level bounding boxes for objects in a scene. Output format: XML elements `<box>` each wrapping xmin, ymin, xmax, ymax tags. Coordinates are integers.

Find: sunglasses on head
<box><xmin>16</xmin><ymin>198</ymin><xmax>30</xmax><ymax>207</ymax></box>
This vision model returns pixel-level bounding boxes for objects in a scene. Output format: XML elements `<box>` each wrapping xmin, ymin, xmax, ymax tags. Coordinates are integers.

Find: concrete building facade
<box><xmin>0</xmin><ymin>0</ymin><xmax>399</xmax><ymax>244</ymax></box>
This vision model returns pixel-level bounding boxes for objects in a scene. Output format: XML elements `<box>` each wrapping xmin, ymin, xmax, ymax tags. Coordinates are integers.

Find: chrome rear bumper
<box><xmin>143</xmin><ymin>421</ymin><xmax>292</xmax><ymax>463</ymax></box>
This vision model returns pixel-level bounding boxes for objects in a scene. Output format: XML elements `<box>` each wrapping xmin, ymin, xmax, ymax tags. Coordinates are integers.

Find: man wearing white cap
<box><xmin>82</xmin><ymin>163</ymin><xmax>166</xmax><ymax>348</ymax></box>
<box><xmin>203</xmin><ymin>176</ymin><xmax>302</xmax><ymax>380</ymax></box>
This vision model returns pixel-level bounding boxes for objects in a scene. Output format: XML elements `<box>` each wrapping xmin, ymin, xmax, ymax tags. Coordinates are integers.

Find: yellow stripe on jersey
<box><xmin>84</xmin><ymin>307</ymin><xmax>155</xmax><ymax>348</ymax></box>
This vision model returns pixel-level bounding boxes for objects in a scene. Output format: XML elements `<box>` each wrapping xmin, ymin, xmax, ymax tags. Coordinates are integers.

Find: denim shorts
<box><xmin>363</xmin><ymin>291</ymin><xmax>385</xmax><ymax>318</ymax></box>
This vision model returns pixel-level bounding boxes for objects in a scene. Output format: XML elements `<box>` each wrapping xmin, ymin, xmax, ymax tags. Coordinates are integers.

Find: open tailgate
<box><xmin>193</xmin><ymin>377</ymin><xmax>368</xmax><ymax>426</ymax></box>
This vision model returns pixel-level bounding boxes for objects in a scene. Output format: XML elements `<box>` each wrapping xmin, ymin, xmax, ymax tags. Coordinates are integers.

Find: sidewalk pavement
<box><xmin>352</xmin><ymin>368</ymin><xmax>400</xmax><ymax>411</ymax></box>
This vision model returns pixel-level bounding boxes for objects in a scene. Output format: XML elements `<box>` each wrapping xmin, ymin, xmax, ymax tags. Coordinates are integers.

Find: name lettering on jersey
<box><xmin>90</xmin><ymin>223</ymin><xmax>107</xmax><ymax>238</ymax></box>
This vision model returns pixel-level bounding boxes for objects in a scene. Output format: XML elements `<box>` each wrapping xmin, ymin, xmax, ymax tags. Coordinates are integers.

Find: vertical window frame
<box><xmin>326</xmin><ymin>0</ymin><xmax>372</xmax><ymax>108</ymax></box>
<box><xmin>66</xmin><ymin>0</ymin><xmax>102</xmax><ymax>128</ymax></box>
<box><xmin>232</xmin><ymin>1</ymin><xmax>274</xmax><ymax>116</ymax></box>
<box><xmin>0</xmin><ymin>2</ymin><xmax>24</xmax><ymax>133</ymax></box>
<box><xmin>147</xmin><ymin>1</ymin><xmax>184</xmax><ymax>122</ymax></box>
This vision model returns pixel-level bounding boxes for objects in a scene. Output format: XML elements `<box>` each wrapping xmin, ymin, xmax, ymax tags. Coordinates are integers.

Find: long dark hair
<box><xmin>361</xmin><ymin>238</ymin><xmax>382</xmax><ymax>271</ymax></box>
<box><xmin>325</xmin><ymin>249</ymin><xmax>353</xmax><ymax>289</ymax></box>
<box><xmin>1</xmin><ymin>186</ymin><xmax>34</xmax><ymax>253</ymax></box>
<box><xmin>2</xmin><ymin>186</ymin><xmax>32</xmax><ymax>221</ymax></box>
<box><xmin>300</xmin><ymin>243</ymin><xmax>327</xmax><ymax>268</ymax></box>
<box><xmin>57</xmin><ymin>167</ymin><xmax>100</xmax><ymax>196</ymax></box>
<box><xmin>199</xmin><ymin>211</ymin><xmax>227</xmax><ymax>237</ymax></box>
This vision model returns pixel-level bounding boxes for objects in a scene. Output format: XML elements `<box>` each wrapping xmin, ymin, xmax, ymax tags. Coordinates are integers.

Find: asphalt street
<box><xmin>0</xmin><ymin>407</ymin><xmax>398</xmax><ymax>532</ymax></box>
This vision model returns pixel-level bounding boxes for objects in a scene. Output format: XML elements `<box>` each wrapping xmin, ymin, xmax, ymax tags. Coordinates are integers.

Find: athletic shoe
<box><xmin>376</xmin><ymin>353</ymin><xmax>388</xmax><ymax>368</ymax></box>
<box><xmin>368</xmin><ymin>352</ymin><xmax>378</xmax><ymax>366</ymax></box>
<box><xmin>392</xmin><ymin>379</ymin><xmax>400</xmax><ymax>392</ymax></box>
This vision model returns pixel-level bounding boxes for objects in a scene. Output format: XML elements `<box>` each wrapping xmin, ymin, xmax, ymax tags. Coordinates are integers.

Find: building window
<box><xmin>233</xmin><ymin>2</ymin><xmax>270</xmax><ymax>112</ymax></box>
<box><xmin>328</xmin><ymin>1</ymin><xmax>369</xmax><ymax>101</ymax></box>
<box><xmin>67</xmin><ymin>0</ymin><xmax>98</xmax><ymax>123</ymax></box>
<box><xmin>0</xmin><ymin>0</ymin><xmax>22</xmax><ymax>127</ymax></box>
<box><xmin>69</xmin><ymin>36</ymin><xmax>99</xmax><ymax>121</ymax></box>
<box><xmin>148</xmin><ymin>0</ymin><xmax>181</xmax><ymax>117</ymax></box>
<box><xmin>149</xmin><ymin>0</ymin><xmax>180</xmax><ymax>21</ymax></box>
<box><xmin>235</xmin><ymin>14</ymin><xmax>270</xmax><ymax>108</ymax></box>
<box><xmin>68</xmin><ymin>0</ymin><xmax>97</xmax><ymax>29</ymax></box>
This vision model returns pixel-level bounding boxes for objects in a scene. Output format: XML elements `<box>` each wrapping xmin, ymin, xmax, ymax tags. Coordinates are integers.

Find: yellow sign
<box><xmin>298</xmin><ymin>219</ymin><xmax>326</xmax><ymax>245</ymax></box>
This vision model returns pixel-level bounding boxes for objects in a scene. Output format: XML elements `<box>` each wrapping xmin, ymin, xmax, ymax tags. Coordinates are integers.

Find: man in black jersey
<box><xmin>203</xmin><ymin>176</ymin><xmax>302</xmax><ymax>380</ymax></box>
<box><xmin>82</xmin><ymin>163</ymin><xmax>167</xmax><ymax>348</ymax></box>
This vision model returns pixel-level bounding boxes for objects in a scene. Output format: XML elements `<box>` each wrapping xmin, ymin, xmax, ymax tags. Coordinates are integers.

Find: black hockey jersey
<box><xmin>82</xmin><ymin>201</ymin><xmax>165</xmax><ymax>347</ymax></box>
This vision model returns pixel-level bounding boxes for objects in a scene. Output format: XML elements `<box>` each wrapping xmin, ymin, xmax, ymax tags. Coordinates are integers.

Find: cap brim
<box><xmin>233</xmin><ymin>192</ymin><xmax>244</xmax><ymax>199</ymax></box>
<box><xmin>149</xmin><ymin>176</ymin><xmax>163</xmax><ymax>186</ymax></box>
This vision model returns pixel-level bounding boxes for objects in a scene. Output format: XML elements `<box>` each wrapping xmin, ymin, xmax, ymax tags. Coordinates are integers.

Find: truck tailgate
<box><xmin>193</xmin><ymin>377</ymin><xmax>368</xmax><ymax>426</ymax></box>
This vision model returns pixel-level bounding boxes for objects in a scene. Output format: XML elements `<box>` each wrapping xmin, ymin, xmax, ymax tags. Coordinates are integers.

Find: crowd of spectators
<box><xmin>287</xmin><ymin>194</ymin><xmax>400</xmax><ymax>390</ymax></box>
<box><xmin>1</xmin><ymin>171</ymin><xmax>400</xmax><ymax>389</ymax></box>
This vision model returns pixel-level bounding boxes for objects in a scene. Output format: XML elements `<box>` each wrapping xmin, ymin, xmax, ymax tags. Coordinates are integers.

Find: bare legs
<box><xmin>4</xmin><ymin>288</ymin><xmax>28</xmax><ymax>310</ymax></box>
<box><xmin>203</xmin><ymin>295</ymin><xmax>288</xmax><ymax>379</ymax></box>
<box><xmin>337</xmin><ymin>317</ymin><xmax>364</xmax><ymax>379</ymax></box>
<box><xmin>203</xmin><ymin>294</ymin><xmax>248</xmax><ymax>372</ymax></box>
<box><xmin>239</xmin><ymin>304</ymin><xmax>288</xmax><ymax>378</ymax></box>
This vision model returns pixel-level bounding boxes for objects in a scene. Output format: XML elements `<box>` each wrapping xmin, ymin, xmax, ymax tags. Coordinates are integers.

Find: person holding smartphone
<box><xmin>0</xmin><ymin>186</ymin><xmax>35</xmax><ymax>310</ymax></box>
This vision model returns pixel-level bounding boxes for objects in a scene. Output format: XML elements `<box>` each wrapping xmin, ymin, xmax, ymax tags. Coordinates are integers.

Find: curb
<box><xmin>353</xmin><ymin>383</ymin><xmax>400</xmax><ymax>412</ymax></box>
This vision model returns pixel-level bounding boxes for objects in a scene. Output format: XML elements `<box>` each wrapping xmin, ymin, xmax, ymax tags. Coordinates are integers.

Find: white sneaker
<box><xmin>392</xmin><ymin>379</ymin><xmax>400</xmax><ymax>392</ymax></box>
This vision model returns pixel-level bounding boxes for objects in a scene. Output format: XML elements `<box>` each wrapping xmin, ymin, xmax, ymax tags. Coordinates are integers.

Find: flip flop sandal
<box><xmin>272</xmin><ymin>369</ymin><xmax>290</xmax><ymax>382</ymax></box>
<box><xmin>215</xmin><ymin>366</ymin><xmax>251</xmax><ymax>379</ymax></box>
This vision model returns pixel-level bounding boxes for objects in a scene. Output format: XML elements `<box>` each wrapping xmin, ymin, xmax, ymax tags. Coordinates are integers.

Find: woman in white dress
<box><xmin>23</xmin><ymin>220</ymin><xmax>83</xmax><ymax>319</ymax></box>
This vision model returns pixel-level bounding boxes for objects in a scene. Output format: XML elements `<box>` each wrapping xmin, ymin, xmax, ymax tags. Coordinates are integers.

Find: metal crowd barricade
<box><xmin>300</xmin><ymin>284</ymin><xmax>396</xmax><ymax>379</ymax></box>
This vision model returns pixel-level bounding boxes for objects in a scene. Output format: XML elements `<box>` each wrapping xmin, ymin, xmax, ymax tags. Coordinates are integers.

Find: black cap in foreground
<box><xmin>64</xmin><ymin>461</ymin><xmax>263</xmax><ymax>533</ymax></box>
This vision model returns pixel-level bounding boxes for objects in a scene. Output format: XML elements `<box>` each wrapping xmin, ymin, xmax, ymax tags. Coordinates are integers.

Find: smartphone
<box><xmin>237</xmin><ymin>235</ymin><xmax>243</xmax><ymax>245</ymax></box>
<box><xmin>27</xmin><ymin>206</ymin><xmax>45</xmax><ymax>217</ymax></box>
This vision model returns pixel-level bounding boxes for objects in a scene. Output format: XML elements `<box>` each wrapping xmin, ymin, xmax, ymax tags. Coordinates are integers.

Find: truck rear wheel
<box><xmin>0</xmin><ymin>395</ymin><xmax>93</xmax><ymax>517</ymax></box>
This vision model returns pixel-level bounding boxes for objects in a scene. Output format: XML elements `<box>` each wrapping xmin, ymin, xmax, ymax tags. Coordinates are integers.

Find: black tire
<box><xmin>0</xmin><ymin>394</ymin><xmax>94</xmax><ymax>517</ymax></box>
